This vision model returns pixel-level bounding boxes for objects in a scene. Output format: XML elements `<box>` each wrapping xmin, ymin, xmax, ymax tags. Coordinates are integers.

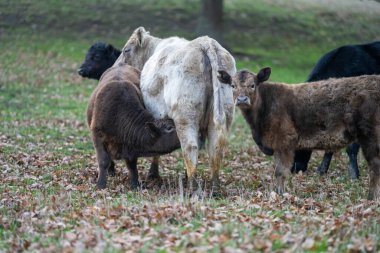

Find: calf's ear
<box><xmin>257</xmin><ymin>67</ymin><xmax>271</xmax><ymax>83</ymax></box>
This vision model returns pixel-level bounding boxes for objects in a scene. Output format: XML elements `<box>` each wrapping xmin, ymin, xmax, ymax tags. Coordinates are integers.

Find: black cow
<box><xmin>293</xmin><ymin>41</ymin><xmax>380</xmax><ymax>178</ymax></box>
<box><xmin>78</xmin><ymin>42</ymin><xmax>121</xmax><ymax>80</ymax></box>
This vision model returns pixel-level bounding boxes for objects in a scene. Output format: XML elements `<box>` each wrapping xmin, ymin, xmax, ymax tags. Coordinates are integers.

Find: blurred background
<box><xmin>1</xmin><ymin>0</ymin><xmax>379</xmax><ymax>83</ymax></box>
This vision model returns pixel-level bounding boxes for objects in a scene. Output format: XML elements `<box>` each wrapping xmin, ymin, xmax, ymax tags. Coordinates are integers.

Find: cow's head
<box><xmin>78</xmin><ymin>42</ymin><xmax>121</xmax><ymax>80</ymax></box>
<box><xmin>121</xmin><ymin>27</ymin><xmax>153</xmax><ymax>70</ymax></box>
<box><xmin>232</xmin><ymin>67</ymin><xmax>271</xmax><ymax>109</ymax></box>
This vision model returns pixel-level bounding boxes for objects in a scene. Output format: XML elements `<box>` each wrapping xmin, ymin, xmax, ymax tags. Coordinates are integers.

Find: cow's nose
<box><xmin>78</xmin><ymin>68</ymin><xmax>85</xmax><ymax>76</ymax></box>
<box><xmin>237</xmin><ymin>96</ymin><xmax>248</xmax><ymax>103</ymax></box>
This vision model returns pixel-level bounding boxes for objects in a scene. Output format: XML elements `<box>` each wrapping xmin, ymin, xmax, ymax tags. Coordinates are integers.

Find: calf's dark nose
<box><xmin>237</xmin><ymin>96</ymin><xmax>248</xmax><ymax>104</ymax></box>
<box><xmin>78</xmin><ymin>68</ymin><xmax>84</xmax><ymax>75</ymax></box>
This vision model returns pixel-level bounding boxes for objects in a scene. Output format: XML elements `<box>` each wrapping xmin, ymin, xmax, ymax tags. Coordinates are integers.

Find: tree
<box><xmin>197</xmin><ymin>0</ymin><xmax>225</xmax><ymax>45</ymax></box>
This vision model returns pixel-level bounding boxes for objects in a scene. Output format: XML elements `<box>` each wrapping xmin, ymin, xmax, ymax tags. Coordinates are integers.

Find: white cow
<box><xmin>120</xmin><ymin>27</ymin><xmax>236</xmax><ymax>190</ymax></box>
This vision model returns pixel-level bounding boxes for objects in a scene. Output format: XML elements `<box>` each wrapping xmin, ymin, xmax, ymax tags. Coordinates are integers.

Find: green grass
<box><xmin>1</xmin><ymin>0</ymin><xmax>380</xmax><ymax>252</ymax></box>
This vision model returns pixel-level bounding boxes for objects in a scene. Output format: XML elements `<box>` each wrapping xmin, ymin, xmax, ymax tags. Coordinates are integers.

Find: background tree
<box><xmin>197</xmin><ymin>0</ymin><xmax>226</xmax><ymax>46</ymax></box>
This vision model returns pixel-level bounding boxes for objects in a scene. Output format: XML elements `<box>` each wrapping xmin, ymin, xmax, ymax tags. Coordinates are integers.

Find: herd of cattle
<box><xmin>78</xmin><ymin>27</ymin><xmax>380</xmax><ymax>200</ymax></box>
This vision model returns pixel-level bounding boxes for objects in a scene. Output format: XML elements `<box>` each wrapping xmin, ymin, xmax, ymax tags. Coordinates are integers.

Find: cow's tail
<box><xmin>204</xmin><ymin>39</ymin><xmax>232</xmax><ymax>140</ymax></box>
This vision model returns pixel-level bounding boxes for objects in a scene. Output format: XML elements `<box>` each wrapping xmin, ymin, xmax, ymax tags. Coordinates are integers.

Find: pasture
<box><xmin>1</xmin><ymin>0</ymin><xmax>380</xmax><ymax>252</ymax></box>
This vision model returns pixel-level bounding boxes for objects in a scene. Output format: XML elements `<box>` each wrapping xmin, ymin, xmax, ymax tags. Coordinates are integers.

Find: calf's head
<box><xmin>121</xmin><ymin>27</ymin><xmax>154</xmax><ymax>70</ymax></box>
<box><xmin>78</xmin><ymin>42</ymin><xmax>121</xmax><ymax>80</ymax></box>
<box><xmin>232</xmin><ymin>67</ymin><xmax>271</xmax><ymax>109</ymax></box>
<box><xmin>146</xmin><ymin>117</ymin><xmax>180</xmax><ymax>150</ymax></box>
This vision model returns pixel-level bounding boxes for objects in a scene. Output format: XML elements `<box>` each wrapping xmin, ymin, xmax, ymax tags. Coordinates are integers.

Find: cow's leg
<box><xmin>92</xmin><ymin>134</ymin><xmax>112</xmax><ymax>189</ymax></box>
<box><xmin>175</xmin><ymin>122</ymin><xmax>200</xmax><ymax>192</ymax></box>
<box><xmin>358</xmin><ymin>139</ymin><xmax>380</xmax><ymax>200</ymax></box>
<box><xmin>108</xmin><ymin>161</ymin><xmax>116</xmax><ymax>177</ymax></box>
<box><xmin>148</xmin><ymin>156</ymin><xmax>161</xmax><ymax>180</ymax></box>
<box><xmin>317</xmin><ymin>152</ymin><xmax>333</xmax><ymax>175</ymax></box>
<box><xmin>207</xmin><ymin>122</ymin><xmax>227</xmax><ymax>193</ymax></box>
<box><xmin>125</xmin><ymin>158</ymin><xmax>140</xmax><ymax>190</ymax></box>
<box><xmin>274</xmin><ymin>151</ymin><xmax>294</xmax><ymax>196</ymax></box>
<box><xmin>292</xmin><ymin>150</ymin><xmax>312</xmax><ymax>173</ymax></box>
<box><xmin>346</xmin><ymin>143</ymin><xmax>360</xmax><ymax>179</ymax></box>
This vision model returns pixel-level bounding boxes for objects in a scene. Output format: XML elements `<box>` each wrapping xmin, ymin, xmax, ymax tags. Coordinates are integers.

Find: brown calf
<box><xmin>233</xmin><ymin>68</ymin><xmax>380</xmax><ymax>200</ymax></box>
<box><xmin>87</xmin><ymin>63</ymin><xmax>180</xmax><ymax>189</ymax></box>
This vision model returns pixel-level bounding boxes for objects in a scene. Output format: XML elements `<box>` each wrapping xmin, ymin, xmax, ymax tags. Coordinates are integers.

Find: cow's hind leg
<box><xmin>346</xmin><ymin>143</ymin><xmax>360</xmax><ymax>179</ymax></box>
<box><xmin>176</xmin><ymin>122</ymin><xmax>200</xmax><ymax>192</ymax></box>
<box><xmin>274</xmin><ymin>151</ymin><xmax>294</xmax><ymax>195</ymax></box>
<box><xmin>317</xmin><ymin>152</ymin><xmax>333</xmax><ymax>175</ymax></box>
<box><xmin>207</xmin><ymin>123</ymin><xmax>227</xmax><ymax>194</ymax></box>
<box><xmin>360</xmin><ymin>141</ymin><xmax>380</xmax><ymax>200</ymax></box>
<box><xmin>125</xmin><ymin>158</ymin><xmax>140</xmax><ymax>190</ymax></box>
<box><xmin>92</xmin><ymin>134</ymin><xmax>112</xmax><ymax>189</ymax></box>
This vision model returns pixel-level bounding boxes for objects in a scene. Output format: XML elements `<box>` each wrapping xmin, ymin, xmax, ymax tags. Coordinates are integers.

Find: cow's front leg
<box><xmin>148</xmin><ymin>156</ymin><xmax>161</xmax><ymax>180</ymax></box>
<box><xmin>274</xmin><ymin>150</ymin><xmax>294</xmax><ymax>196</ymax></box>
<box><xmin>126</xmin><ymin>158</ymin><xmax>140</xmax><ymax>190</ymax></box>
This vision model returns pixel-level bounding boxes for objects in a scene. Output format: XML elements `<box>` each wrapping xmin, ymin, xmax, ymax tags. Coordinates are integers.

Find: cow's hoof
<box><xmin>130</xmin><ymin>181</ymin><xmax>141</xmax><ymax>191</ymax></box>
<box><xmin>108</xmin><ymin>168</ymin><xmax>116</xmax><ymax>177</ymax></box>
<box><xmin>347</xmin><ymin>165</ymin><xmax>359</xmax><ymax>179</ymax></box>
<box><xmin>96</xmin><ymin>181</ymin><xmax>107</xmax><ymax>190</ymax></box>
<box><xmin>317</xmin><ymin>166</ymin><xmax>328</xmax><ymax>176</ymax></box>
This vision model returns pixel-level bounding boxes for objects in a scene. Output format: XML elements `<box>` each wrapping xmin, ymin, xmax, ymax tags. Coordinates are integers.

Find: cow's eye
<box><xmin>251</xmin><ymin>84</ymin><xmax>255</xmax><ymax>89</ymax></box>
<box><xmin>94</xmin><ymin>55</ymin><xmax>101</xmax><ymax>61</ymax></box>
<box><xmin>124</xmin><ymin>48</ymin><xmax>131</xmax><ymax>53</ymax></box>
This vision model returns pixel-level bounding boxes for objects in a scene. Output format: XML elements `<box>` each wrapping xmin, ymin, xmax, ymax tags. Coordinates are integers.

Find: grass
<box><xmin>1</xmin><ymin>0</ymin><xmax>380</xmax><ymax>252</ymax></box>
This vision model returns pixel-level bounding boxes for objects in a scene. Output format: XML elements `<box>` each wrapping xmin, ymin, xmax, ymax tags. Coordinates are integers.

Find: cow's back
<box><xmin>308</xmin><ymin>42</ymin><xmax>380</xmax><ymax>81</ymax></box>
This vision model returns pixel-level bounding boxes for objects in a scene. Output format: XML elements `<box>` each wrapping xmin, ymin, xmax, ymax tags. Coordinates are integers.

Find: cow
<box><xmin>294</xmin><ymin>41</ymin><xmax>380</xmax><ymax>178</ymax></box>
<box><xmin>118</xmin><ymin>27</ymin><xmax>236</xmax><ymax>192</ymax></box>
<box><xmin>233</xmin><ymin>68</ymin><xmax>380</xmax><ymax>200</ymax></box>
<box><xmin>78</xmin><ymin>42</ymin><xmax>121</xmax><ymax>80</ymax></box>
<box><xmin>87</xmin><ymin>62</ymin><xmax>180</xmax><ymax>189</ymax></box>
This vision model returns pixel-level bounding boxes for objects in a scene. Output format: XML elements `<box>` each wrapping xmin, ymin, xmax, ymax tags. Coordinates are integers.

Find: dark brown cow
<box><xmin>87</xmin><ymin>63</ymin><xmax>180</xmax><ymax>189</ymax></box>
<box><xmin>233</xmin><ymin>68</ymin><xmax>380</xmax><ymax>200</ymax></box>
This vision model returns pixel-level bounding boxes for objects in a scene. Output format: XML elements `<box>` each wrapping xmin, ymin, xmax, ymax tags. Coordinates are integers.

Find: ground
<box><xmin>0</xmin><ymin>0</ymin><xmax>380</xmax><ymax>252</ymax></box>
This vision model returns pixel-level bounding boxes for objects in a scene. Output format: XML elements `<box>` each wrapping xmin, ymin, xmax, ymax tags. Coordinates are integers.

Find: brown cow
<box><xmin>232</xmin><ymin>68</ymin><xmax>380</xmax><ymax>200</ymax></box>
<box><xmin>87</xmin><ymin>63</ymin><xmax>180</xmax><ymax>189</ymax></box>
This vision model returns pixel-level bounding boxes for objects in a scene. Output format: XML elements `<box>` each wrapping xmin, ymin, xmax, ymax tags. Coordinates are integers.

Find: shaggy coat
<box><xmin>87</xmin><ymin>63</ymin><xmax>180</xmax><ymax>189</ymax></box>
<box><xmin>294</xmin><ymin>41</ymin><xmax>380</xmax><ymax>178</ymax></box>
<box><xmin>233</xmin><ymin>68</ymin><xmax>380</xmax><ymax>200</ymax></box>
<box><xmin>118</xmin><ymin>27</ymin><xmax>236</xmax><ymax>190</ymax></box>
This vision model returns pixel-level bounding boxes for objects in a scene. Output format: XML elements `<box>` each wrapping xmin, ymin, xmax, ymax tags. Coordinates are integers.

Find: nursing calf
<box><xmin>233</xmin><ymin>68</ymin><xmax>380</xmax><ymax>200</ymax></box>
<box><xmin>87</xmin><ymin>63</ymin><xmax>180</xmax><ymax>189</ymax></box>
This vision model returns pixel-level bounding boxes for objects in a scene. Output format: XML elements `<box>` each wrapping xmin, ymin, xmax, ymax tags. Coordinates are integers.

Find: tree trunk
<box><xmin>197</xmin><ymin>0</ymin><xmax>225</xmax><ymax>46</ymax></box>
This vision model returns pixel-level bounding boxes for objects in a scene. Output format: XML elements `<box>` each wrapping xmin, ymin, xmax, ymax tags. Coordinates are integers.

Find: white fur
<box><xmin>124</xmin><ymin>28</ymin><xmax>236</xmax><ymax>182</ymax></box>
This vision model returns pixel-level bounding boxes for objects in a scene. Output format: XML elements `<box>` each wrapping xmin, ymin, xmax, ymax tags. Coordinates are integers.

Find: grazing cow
<box><xmin>87</xmin><ymin>63</ymin><xmax>180</xmax><ymax>189</ymax></box>
<box><xmin>233</xmin><ymin>68</ymin><xmax>380</xmax><ymax>200</ymax></box>
<box><xmin>78</xmin><ymin>42</ymin><xmax>121</xmax><ymax>80</ymax></box>
<box><xmin>294</xmin><ymin>41</ymin><xmax>380</xmax><ymax>178</ymax></box>
<box><xmin>119</xmin><ymin>27</ymin><xmax>236</xmax><ymax>191</ymax></box>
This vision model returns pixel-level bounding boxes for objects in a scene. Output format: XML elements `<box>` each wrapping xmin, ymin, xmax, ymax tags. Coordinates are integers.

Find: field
<box><xmin>1</xmin><ymin>0</ymin><xmax>380</xmax><ymax>252</ymax></box>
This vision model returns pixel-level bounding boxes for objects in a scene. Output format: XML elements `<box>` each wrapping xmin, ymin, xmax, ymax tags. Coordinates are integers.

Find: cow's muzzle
<box><xmin>77</xmin><ymin>67</ymin><xmax>88</xmax><ymax>77</ymax></box>
<box><xmin>235</xmin><ymin>95</ymin><xmax>251</xmax><ymax>107</ymax></box>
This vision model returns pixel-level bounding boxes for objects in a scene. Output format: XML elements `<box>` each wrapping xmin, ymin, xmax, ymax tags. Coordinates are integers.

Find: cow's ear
<box><xmin>106</xmin><ymin>44</ymin><xmax>115</xmax><ymax>52</ymax></box>
<box><xmin>257</xmin><ymin>67</ymin><xmax>271</xmax><ymax>84</ymax></box>
<box><xmin>135</xmin><ymin>27</ymin><xmax>147</xmax><ymax>47</ymax></box>
<box><xmin>146</xmin><ymin>122</ymin><xmax>160</xmax><ymax>137</ymax></box>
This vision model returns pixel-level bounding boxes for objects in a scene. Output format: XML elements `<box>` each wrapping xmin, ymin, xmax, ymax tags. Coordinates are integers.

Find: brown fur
<box><xmin>87</xmin><ymin>63</ymin><xmax>180</xmax><ymax>189</ymax></box>
<box><xmin>233</xmin><ymin>69</ymin><xmax>380</xmax><ymax>200</ymax></box>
